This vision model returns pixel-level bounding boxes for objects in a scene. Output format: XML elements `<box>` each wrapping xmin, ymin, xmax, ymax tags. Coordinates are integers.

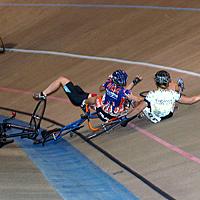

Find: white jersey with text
<box><xmin>143</xmin><ymin>89</ymin><xmax>181</xmax><ymax>123</ymax></box>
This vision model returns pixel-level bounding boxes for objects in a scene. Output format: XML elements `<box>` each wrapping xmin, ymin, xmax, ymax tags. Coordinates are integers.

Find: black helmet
<box><xmin>154</xmin><ymin>70</ymin><xmax>171</xmax><ymax>88</ymax></box>
<box><xmin>112</xmin><ymin>69</ymin><xmax>128</xmax><ymax>86</ymax></box>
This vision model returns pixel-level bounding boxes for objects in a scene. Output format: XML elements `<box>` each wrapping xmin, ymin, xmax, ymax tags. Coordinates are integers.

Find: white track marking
<box><xmin>6</xmin><ymin>48</ymin><xmax>200</xmax><ymax>77</ymax></box>
<box><xmin>2</xmin><ymin>2</ymin><xmax>200</xmax><ymax>77</ymax></box>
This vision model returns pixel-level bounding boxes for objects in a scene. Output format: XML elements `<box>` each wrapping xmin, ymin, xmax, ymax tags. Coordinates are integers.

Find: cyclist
<box><xmin>33</xmin><ymin>69</ymin><xmax>143</xmax><ymax>121</ymax></box>
<box><xmin>92</xmin><ymin>69</ymin><xmax>143</xmax><ymax>121</ymax></box>
<box><xmin>121</xmin><ymin>70</ymin><xmax>200</xmax><ymax>126</ymax></box>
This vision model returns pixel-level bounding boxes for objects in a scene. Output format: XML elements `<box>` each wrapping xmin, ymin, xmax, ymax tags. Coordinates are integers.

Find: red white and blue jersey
<box><xmin>96</xmin><ymin>79</ymin><xmax>131</xmax><ymax>116</ymax></box>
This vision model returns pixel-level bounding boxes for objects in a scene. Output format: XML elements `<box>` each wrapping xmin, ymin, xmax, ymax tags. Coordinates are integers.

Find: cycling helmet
<box><xmin>154</xmin><ymin>70</ymin><xmax>171</xmax><ymax>88</ymax></box>
<box><xmin>112</xmin><ymin>69</ymin><xmax>128</xmax><ymax>86</ymax></box>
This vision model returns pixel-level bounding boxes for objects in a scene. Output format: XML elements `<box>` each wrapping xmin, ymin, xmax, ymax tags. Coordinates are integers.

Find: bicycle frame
<box><xmin>41</xmin><ymin>111</ymin><xmax>99</xmax><ymax>144</ymax></box>
<box><xmin>41</xmin><ymin>109</ymin><xmax>128</xmax><ymax>144</ymax></box>
<box><xmin>2</xmin><ymin>123</ymin><xmax>36</xmax><ymax>138</ymax></box>
<box><xmin>0</xmin><ymin>99</ymin><xmax>132</xmax><ymax>145</ymax></box>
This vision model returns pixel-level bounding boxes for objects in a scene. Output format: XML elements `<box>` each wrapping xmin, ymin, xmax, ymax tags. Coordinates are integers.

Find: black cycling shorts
<box><xmin>96</xmin><ymin>107</ymin><xmax>114</xmax><ymax>122</ymax></box>
<box><xmin>63</xmin><ymin>82</ymin><xmax>89</xmax><ymax>106</ymax></box>
<box><xmin>160</xmin><ymin>112</ymin><xmax>173</xmax><ymax>120</ymax></box>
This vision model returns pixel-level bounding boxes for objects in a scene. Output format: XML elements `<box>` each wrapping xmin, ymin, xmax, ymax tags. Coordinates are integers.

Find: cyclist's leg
<box><xmin>121</xmin><ymin>101</ymin><xmax>147</xmax><ymax>127</ymax></box>
<box><xmin>33</xmin><ymin>76</ymin><xmax>71</xmax><ymax>100</ymax></box>
<box><xmin>85</xmin><ymin>96</ymin><xmax>97</xmax><ymax>105</ymax></box>
<box><xmin>63</xmin><ymin>81</ymin><xmax>90</xmax><ymax>107</ymax></box>
<box><xmin>128</xmin><ymin>93</ymin><xmax>144</xmax><ymax>103</ymax></box>
<box><xmin>43</xmin><ymin>76</ymin><xmax>70</xmax><ymax>96</ymax></box>
<box><xmin>33</xmin><ymin>76</ymin><xmax>95</xmax><ymax>109</ymax></box>
<box><xmin>74</xmin><ymin>85</ymin><xmax>86</xmax><ymax>94</ymax></box>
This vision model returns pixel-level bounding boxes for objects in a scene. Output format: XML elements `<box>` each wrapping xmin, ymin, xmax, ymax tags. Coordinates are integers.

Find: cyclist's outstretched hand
<box><xmin>133</xmin><ymin>75</ymin><xmax>143</xmax><ymax>85</ymax></box>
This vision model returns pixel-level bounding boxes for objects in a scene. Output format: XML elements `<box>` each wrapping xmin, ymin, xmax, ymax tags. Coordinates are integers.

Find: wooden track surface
<box><xmin>1</xmin><ymin>1</ymin><xmax>200</xmax><ymax>199</ymax></box>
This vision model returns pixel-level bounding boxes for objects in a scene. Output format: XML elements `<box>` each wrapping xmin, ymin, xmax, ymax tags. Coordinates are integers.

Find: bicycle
<box><xmin>40</xmin><ymin>104</ymin><xmax>132</xmax><ymax>145</ymax></box>
<box><xmin>0</xmin><ymin>99</ymin><xmax>46</xmax><ymax>146</ymax></box>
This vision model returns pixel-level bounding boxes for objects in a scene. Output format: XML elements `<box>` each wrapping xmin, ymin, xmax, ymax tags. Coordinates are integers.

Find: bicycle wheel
<box><xmin>0</xmin><ymin>37</ymin><xmax>5</xmax><ymax>53</ymax></box>
<box><xmin>140</xmin><ymin>91</ymin><xmax>149</xmax><ymax>98</ymax></box>
<box><xmin>29</xmin><ymin>100</ymin><xmax>46</xmax><ymax>131</ymax></box>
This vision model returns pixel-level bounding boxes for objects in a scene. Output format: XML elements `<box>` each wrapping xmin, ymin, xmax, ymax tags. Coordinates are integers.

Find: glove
<box><xmin>177</xmin><ymin>78</ymin><xmax>185</xmax><ymax>92</ymax></box>
<box><xmin>108</xmin><ymin>74</ymin><xmax>113</xmax><ymax>79</ymax></box>
<box><xmin>132</xmin><ymin>76</ymin><xmax>142</xmax><ymax>85</ymax></box>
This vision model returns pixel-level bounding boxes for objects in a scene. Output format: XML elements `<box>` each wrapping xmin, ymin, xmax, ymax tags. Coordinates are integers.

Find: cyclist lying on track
<box><xmin>121</xmin><ymin>70</ymin><xmax>200</xmax><ymax>126</ymax></box>
<box><xmin>82</xmin><ymin>69</ymin><xmax>143</xmax><ymax>121</ymax></box>
<box><xmin>33</xmin><ymin>69</ymin><xmax>143</xmax><ymax>122</ymax></box>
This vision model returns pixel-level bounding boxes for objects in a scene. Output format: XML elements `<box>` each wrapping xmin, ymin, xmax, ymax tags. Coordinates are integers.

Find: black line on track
<box><xmin>0</xmin><ymin>106</ymin><xmax>176</xmax><ymax>200</ymax></box>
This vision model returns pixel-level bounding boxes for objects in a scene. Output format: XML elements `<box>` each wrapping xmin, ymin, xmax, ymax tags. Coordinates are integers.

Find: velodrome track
<box><xmin>1</xmin><ymin>1</ymin><xmax>200</xmax><ymax>199</ymax></box>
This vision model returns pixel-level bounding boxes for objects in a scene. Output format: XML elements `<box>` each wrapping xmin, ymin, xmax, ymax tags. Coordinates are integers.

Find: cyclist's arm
<box><xmin>127</xmin><ymin>93</ymin><xmax>144</xmax><ymax>102</ymax></box>
<box><xmin>128</xmin><ymin>101</ymin><xmax>147</xmax><ymax>116</ymax></box>
<box><xmin>99</xmin><ymin>78</ymin><xmax>112</xmax><ymax>92</ymax></box>
<box><xmin>178</xmin><ymin>94</ymin><xmax>200</xmax><ymax>104</ymax></box>
<box><xmin>126</xmin><ymin>82</ymin><xmax>135</xmax><ymax>90</ymax></box>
